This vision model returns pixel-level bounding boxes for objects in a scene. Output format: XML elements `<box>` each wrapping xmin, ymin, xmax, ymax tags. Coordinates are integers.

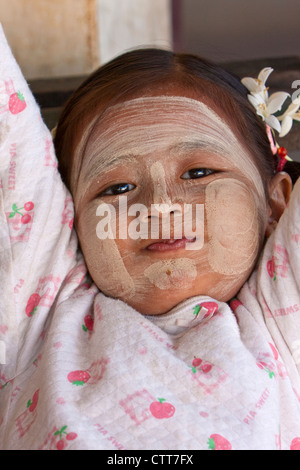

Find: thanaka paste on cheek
<box><xmin>78</xmin><ymin>203</ymin><xmax>135</xmax><ymax>299</ymax></box>
<box><xmin>95</xmin><ymin>239</ymin><xmax>136</xmax><ymax>298</ymax></box>
<box><xmin>205</xmin><ymin>178</ymin><xmax>260</xmax><ymax>275</ymax></box>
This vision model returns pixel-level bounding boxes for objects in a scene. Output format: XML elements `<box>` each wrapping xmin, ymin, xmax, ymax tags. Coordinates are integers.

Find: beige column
<box><xmin>0</xmin><ymin>0</ymin><xmax>172</xmax><ymax>79</ymax></box>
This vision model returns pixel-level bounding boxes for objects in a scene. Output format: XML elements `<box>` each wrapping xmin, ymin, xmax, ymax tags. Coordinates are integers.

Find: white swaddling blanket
<box><xmin>1</xmin><ymin>24</ymin><xmax>300</xmax><ymax>450</ymax></box>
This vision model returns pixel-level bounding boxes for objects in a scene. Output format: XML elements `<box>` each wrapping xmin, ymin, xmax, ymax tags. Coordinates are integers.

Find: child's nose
<box><xmin>138</xmin><ymin>203</ymin><xmax>183</xmax><ymax>222</ymax></box>
<box><xmin>137</xmin><ymin>204</ymin><xmax>184</xmax><ymax>242</ymax></box>
<box><xmin>151</xmin><ymin>161</ymin><xmax>172</xmax><ymax>206</ymax></box>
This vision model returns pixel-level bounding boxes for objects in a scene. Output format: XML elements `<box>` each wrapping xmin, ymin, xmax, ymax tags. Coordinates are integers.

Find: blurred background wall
<box><xmin>0</xmin><ymin>0</ymin><xmax>299</xmax><ymax>158</ymax></box>
<box><xmin>0</xmin><ymin>0</ymin><xmax>299</xmax><ymax>79</ymax></box>
<box><xmin>175</xmin><ymin>0</ymin><xmax>300</xmax><ymax>63</ymax></box>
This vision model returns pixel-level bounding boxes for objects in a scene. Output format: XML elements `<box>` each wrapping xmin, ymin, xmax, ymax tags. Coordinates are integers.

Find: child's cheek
<box><xmin>205</xmin><ymin>178</ymin><xmax>260</xmax><ymax>276</ymax></box>
<box><xmin>77</xmin><ymin>204</ymin><xmax>136</xmax><ymax>299</ymax></box>
<box><xmin>93</xmin><ymin>238</ymin><xmax>136</xmax><ymax>297</ymax></box>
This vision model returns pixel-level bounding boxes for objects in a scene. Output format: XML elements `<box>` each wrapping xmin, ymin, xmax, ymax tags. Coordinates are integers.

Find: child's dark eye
<box><xmin>99</xmin><ymin>183</ymin><xmax>136</xmax><ymax>196</ymax></box>
<box><xmin>181</xmin><ymin>168</ymin><xmax>216</xmax><ymax>179</ymax></box>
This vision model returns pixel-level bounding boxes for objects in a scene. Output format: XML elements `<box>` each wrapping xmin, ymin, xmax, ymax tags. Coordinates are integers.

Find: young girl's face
<box><xmin>74</xmin><ymin>92</ymin><xmax>269</xmax><ymax>315</ymax></box>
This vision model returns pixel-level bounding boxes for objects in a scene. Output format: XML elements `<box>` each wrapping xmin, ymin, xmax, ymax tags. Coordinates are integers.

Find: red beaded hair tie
<box><xmin>266</xmin><ymin>124</ymin><xmax>291</xmax><ymax>172</ymax></box>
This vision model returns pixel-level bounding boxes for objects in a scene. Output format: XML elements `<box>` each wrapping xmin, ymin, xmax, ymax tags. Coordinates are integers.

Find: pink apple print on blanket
<box><xmin>9</xmin><ymin>201</ymin><xmax>34</xmax><ymax>224</ymax></box>
<box><xmin>9</xmin><ymin>91</ymin><xmax>26</xmax><ymax>114</ymax></box>
<box><xmin>25</xmin><ymin>293</ymin><xmax>41</xmax><ymax>317</ymax></box>
<box><xmin>208</xmin><ymin>434</ymin><xmax>232</xmax><ymax>450</ymax></box>
<box><xmin>150</xmin><ymin>398</ymin><xmax>175</xmax><ymax>419</ymax></box>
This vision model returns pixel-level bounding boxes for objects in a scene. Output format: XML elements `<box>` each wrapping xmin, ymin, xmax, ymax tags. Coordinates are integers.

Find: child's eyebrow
<box><xmin>169</xmin><ymin>139</ymin><xmax>229</xmax><ymax>157</ymax></box>
<box><xmin>170</xmin><ymin>140</ymin><xmax>209</xmax><ymax>151</ymax></box>
<box><xmin>83</xmin><ymin>153</ymin><xmax>139</xmax><ymax>182</ymax></box>
<box><xmin>83</xmin><ymin>139</ymin><xmax>228</xmax><ymax>184</ymax></box>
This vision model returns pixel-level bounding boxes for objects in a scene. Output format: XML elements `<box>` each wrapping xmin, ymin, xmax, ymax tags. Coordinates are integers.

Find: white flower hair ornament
<box><xmin>241</xmin><ymin>67</ymin><xmax>300</xmax><ymax>172</ymax></box>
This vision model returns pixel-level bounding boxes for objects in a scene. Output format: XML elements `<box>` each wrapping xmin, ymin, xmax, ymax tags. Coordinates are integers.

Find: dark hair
<box><xmin>54</xmin><ymin>48</ymin><xmax>300</xmax><ymax>193</ymax></box>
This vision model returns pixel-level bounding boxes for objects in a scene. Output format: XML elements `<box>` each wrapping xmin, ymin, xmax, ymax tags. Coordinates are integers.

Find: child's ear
<box><xmin>265</xmin><ymin>172</ymin><xmax>292</xmax><ymax>238</ymax></box>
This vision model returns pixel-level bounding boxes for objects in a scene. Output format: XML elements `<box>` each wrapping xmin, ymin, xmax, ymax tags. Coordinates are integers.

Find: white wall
<box><xmin>96</xmin><ymin>0</ymin><xmax>172</xmax><ymax>65</ymax></box>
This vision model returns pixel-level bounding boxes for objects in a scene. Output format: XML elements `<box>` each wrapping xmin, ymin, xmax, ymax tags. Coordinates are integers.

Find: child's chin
<box><xmin>119</xmin><ymin>288</ymin><xmax>200</xmax><ymax>316</ymax></box>
<box><xmin>101</xmin><ymin>270</ymin><xmax>246</xmax><ymax>315</ymax></box>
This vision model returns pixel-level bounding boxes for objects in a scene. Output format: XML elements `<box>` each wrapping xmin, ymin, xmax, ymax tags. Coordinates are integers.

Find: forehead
<box><xmin>75</xmin><ymin>96</ymin><xmax>265</xmax><ymax>205</ymax></box>
<box><xmin>86</xmin><ymin>96</ymin><xmax>237</xmax><ymax>158</ymax></box>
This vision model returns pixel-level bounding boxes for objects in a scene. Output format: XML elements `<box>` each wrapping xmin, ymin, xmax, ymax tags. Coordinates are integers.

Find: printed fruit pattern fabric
<box><xmin>54</xmin><ymin>425</ymin><xmax>78</xmax><ymax>450</ymax></box>
<box><xmin>256</xmin><ymin>360</ymin><xmax>275</xmax><ymax>378</ymax></box>
<box><xmin>193</xmin><ymin>301</ymin><xmax>218</xmax><ymax>319</ymax></box>
<box><xmin>27</xmin><ymin>389</ymin><xmax>39</xmax><ymax>413</ymax></box>
<box><xmin>256</xmin><ymin>343</ymin><xmax>279</xmax><ymax>379</ymax></box>
<box><xmin>67</xmin><ymin>359</ymin><xmax>109</xmax><ymax>387</ymax></box>
<box><xmin>190</xmin><ymin>357</ymin><xmax>213</xmax><ymax>374</ymax></box>
<box><xmin>267</xmin><ymin>246</ymin><xmax>289</xmax><ymax>281</ymax></box>
<box><xmin>208</xmin><ymin>434</ymin><xmax>232</xmax><ymax>450</ymax></box>
<box><xmin>290</xmin><ymin>437</ymin><xmax>300</xmax><ymax>450</ymax></box>
<box><xmin>149</xmin><ymin>398</ymin><xmax>175</xmax><ymax>419</ymax></box>
<box><xmin>67</xmin><ymin>370</ymin><xmax>91</xmax><ymax>386</ymax></box>
<box><xmin>9</xmin><ymin>91</ymin><xmax>26</xmax><ymax>114</ymax></box>
<box><xmin>9</xmin><ymin>201</ymin><xmax>34</xmax><ymax>224</ymax></box>
<box><xmin>229</xmin><ymin>298</ymin><xmax>243</xmax><ymax>311</ymax></box>
<box><xmin>25</xmin><ymin>293</ymin><xmax>41</xmax><ymax>317</ymax></box>
<box><xmin>267</xmin><ymin>257</ymin><xmax>277</xmax><ymax>280</ymax></box>
<box><xmin>82</xmin><ymin>314</ymin><xmax>94</xmax><ymax>332</ymax></box>
<box><xmin>269</xmin><ymin>342</ymin><xmax>279</xmax><ymax>360</ymax></box>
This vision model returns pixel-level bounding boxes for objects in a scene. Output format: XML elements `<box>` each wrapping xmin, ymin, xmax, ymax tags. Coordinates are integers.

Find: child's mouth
<box><xmin>146</xmin><ymin>237</ymin><xmax>196</xmax><ymax>252</ymax></box>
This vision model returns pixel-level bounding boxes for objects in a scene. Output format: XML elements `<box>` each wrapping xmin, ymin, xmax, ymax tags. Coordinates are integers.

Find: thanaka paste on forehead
<box><xmin>74</xmin><ymin>95</ymin><xmax>266</xmax><ymax>210</ymax></box>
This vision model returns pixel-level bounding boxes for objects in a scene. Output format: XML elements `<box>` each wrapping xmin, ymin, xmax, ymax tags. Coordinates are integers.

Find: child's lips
<box><xmin>146</xmin><ymin>237</ymin><xmax>196</xmax><ymax>252</ymax></box>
